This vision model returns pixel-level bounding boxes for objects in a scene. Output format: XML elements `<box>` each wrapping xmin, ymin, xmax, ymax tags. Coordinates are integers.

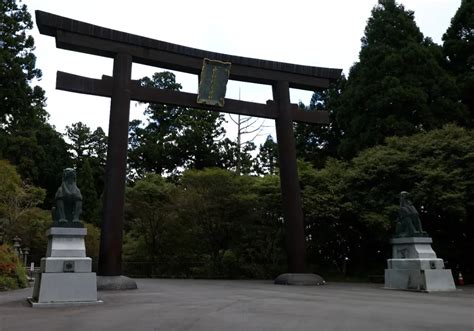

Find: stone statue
<box><xmin>394</xmin><ymin>191</ymin><xmax>427</xmax><ymax>237</ymax></box>
<box><xmin>52</xmin><ymin>168</ymin><xmax>83</xmax><ymax>227</ymax></box>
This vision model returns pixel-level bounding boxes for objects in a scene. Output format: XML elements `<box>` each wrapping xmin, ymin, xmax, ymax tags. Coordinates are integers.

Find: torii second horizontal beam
<box><xmin>56</xmin><ymin>71</ymin><xmax>329</xmax><ymax>124</ymax></box>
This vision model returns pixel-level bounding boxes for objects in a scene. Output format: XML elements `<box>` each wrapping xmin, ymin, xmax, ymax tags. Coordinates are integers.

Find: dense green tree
<box><xmin>77</xmin><ymin>159</ymin><xmax>100</xmax><ymax>226</ymax></box>
<box><xmin>335</xmin><ymin>0</ymin><xmax>468</xmax><ymax>159</ymax></box>
<box><xmin>442</xmin><ymin>0</ymin><xmax>474</xmax><ymax>121</ymax></box>
<box><xmin>84</xmin><ymin>222</ymin><xmax>100</xmax><ymax>261</ymax></box>
<box><xmin>124</xmin><ymin>174</ymin><xmax>177</xmax><ymax>259</ymax></box>
<box><xmin>299</xmin><ymin>160</ymin><xmax>364</xmax><ymax>274</ymax></box>
<box><xmin>7</xmin><ymin>207</ymin><xmax>50</xmax><ymax>264</ymax></box>
<box><xmin>253</xmin><ymin>135</ymin><xmax>278</xmax><ymax>175</ymax></box>
<box><xmin>294</xmin><ymin>77</ymin><xmax>346</xmax><ymax>167</ymax></box>
<box><xmin>177</xmin><ymin>169</ymin><xmax>255</xmax><ymax>274</ymax></box>
<box><xmin>216</xmin><ymin>138</ymin><xmax>238</xmax><ymax>172</ymax></box>
<box><xmin>0</xmin><ymin>0</ymin><xmax>46</xmax><ymax>129</ymax></box>
<box><xmin>128</xmin><ymin>71</ymin><xmax>187</xmax><ymax>176</ymax></box>
<box><xmin>89</xmin><ymin>127</ymin><xmax>107</xmax><ymax>167</ymax></box>
<box><xmin>218</xmin><ymin>138</ymin><xmax>255</xmax><ymax>175</ymax></box>
<box><xmin>146</xmin><ymin>168</ymin><xmax>283</xmax><ymax>278</ymax></box>
<box><xmin>3</xmin><ymin>123</ymin><xmax>70</xmax><ymax>200</ymax></box>
<box><xmin>0</xmin><ymin>1</ymin><xmax>70</xmax><ymax>202</ymax></box>
<box><xmin>65</xmin><ymin>122</ymin><xmax>107</xmax><ymax>200</ymax></box>
<box><xmin>236</xmin><ymin>141</ymin><xmax>256</xmax><ymax>175</ymax></box>
<box><xmin>174</xmin><ymin>107</ymin><xmax>225</xmax><ymax>171</ymax></box>
<box><xmin>34</xmin><ymin>124</ymin><xmax>71</xmax><ymax>204</ymax></box>
<box><xmin>346</xmin><ymin>125</ymin><xmax>473</xmax><ymax>276</ymax></box>
<box><xmin>87</xmin><ymin>127</ymin><xmax>107</xmax><ymax>197</ymax></box>
<box><xmin>123</xmin><ymin>174</ymin><xmax>193</xmax><ymax>276</ymax></box>
<box><xmin>0</xmin><ymin>160</ymin><xmax>49</xmax><ymax>264</ymax></box>
<box><xmin>0</xmin><ymin>160</ymin><xmax>46</xmax><ymax>237</ymax></box>
<box><xmin>128</xmin><ymin>72</ymin><xmax>226</xmax><ymax>178</ymax></box>
<box><xmin>65</xmin><ymin>122</ymin><xmax>92</xmax><ymax>167</ymax></box>
<box><xmin>239</xmin><ymin>174</ymin><xmax>286</xmax><ymax>277</ymax></box>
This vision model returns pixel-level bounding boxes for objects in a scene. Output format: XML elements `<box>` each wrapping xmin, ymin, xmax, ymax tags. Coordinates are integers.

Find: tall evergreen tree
<box><xmin>128</xmin><ymin>72</ymin><xmax>225</xmax><ymax>178</ymax></box>
<box><xmin>211</xmin><ymin>138</ymin><xmax>255</xmax><ymax>175</ymax></box>
<box><xmin>77</xmin><ymin>158</ymin><xmax>100</xmax><ymax>226</ymax></box>
<box><xmin>89</xmin><ymin>127</ymin><xmax>107</xmax><ymax>167</ymax></box>
<box><xmin>335</xmin><ymin>0</ymin><xmax>468</xmax><ymax>158</ymax></box>
<box><xmin>88</xmin><ymin>127</ymin><xmax>107</xmax><ymax>197</ymax></box>
<box><xmin>174</xmin><ymin>107</ymin><xmax>225</xmax><ymax>171</ymax></box>
<box><xmin>442</xmin><ymin>0</ymin><xmax>474</xmax><ymax>122</ymax></box>
<box><xmin>0</xmin><ymin>0</ymin><xmax>70</xmax><ymax>203</ymax></box>
<box><xmin>294</xmin><ymin>76</ymin><xmax>346</xmax><ymax>167</ymax></box>
<box><xmin>0</xmin><ymin>0</ymin><xmax>46</xmax><ymax>129</ymax></box>
<box><xmin>31</xmin><ymin>123</ymin><xmax>71</xmax><ymax>204</ymax></box>
<box><xmin>65</xmin><ymin>122</ymin><xmax>92</xmax><ymax>167</ymax></box>
<box><xmin>254</xmin><ymin>135</ymin><xmax>278</xmax><ymax>175</ymax></box>
<box><xmin>65</xmin><ymin>122</ymin><xmax>107</xmax><ymax>200</ymax></box>
<box><xmin>128</xmin><ymin>72</ymin><xmax>186</xmax><ymax>177</ymax></box>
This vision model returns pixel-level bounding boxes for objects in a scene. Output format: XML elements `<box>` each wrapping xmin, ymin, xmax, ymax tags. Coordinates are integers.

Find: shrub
<box><xmin>0</xmin><ymin>244</ymin><xmax>28</xmax><ymax>290</ymax></box>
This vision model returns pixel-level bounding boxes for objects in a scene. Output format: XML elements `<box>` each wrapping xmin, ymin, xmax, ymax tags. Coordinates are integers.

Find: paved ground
<box><xmin>0</xmin><ymin>279</ymin><xmax>472</xmax><ymax>331</ymax></box>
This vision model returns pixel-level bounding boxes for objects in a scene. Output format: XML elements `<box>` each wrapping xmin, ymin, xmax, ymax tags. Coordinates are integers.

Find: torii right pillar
<box><xmin>273</xmin><ymin>81</ymin><xmax>325</xmax><ymax>285</ymax></box>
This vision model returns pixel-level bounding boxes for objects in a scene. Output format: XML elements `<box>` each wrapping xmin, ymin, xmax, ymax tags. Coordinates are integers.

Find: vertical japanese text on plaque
<box><xmin>197</xmin><ymin>58</ymin><xmax>231</xmax><ymax>107</ymax></box>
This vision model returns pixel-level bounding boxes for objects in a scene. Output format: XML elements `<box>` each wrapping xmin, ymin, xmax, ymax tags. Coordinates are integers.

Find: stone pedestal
<box><xmin>29</xmin><ymin>227</ymin><xmax>101</xmax><ymax>307</ymax></box>
<box><xmin>274</xmin><ymin>273</ymin><xmax>325</xmax><ymax>286</ymax></box>
<box><xmin>384</xmin><ymin>237</ymin><xmax>455</xmax><ymax>292</ymax></box>
<box><xmin>97</xmin><ymin>276</ymin><xmax>138</xmax><ymax>290</ymax></box>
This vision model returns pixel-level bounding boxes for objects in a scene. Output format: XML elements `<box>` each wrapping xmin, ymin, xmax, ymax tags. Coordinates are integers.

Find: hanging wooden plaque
<box><xmin>197</xmin><ymin>58</ymin><xmax>231</xmax><ymax>107</ymax></box>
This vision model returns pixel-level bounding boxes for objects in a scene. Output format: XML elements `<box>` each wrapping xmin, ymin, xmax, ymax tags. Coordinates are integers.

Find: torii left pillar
<box><xmin>96</xmin><ymin>53</ymin><xmax>137</xmax><ymax>290</ymax></box>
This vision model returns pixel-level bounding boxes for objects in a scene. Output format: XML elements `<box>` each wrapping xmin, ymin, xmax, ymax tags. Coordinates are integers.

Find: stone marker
<box><xmin>384</xmin><ymin>192</ymin><xmax>456</xmax><ymax>292</ymax></box>
<box><xmin>28</xmin><ymin>169</ymin><xmax>102</xmax><ymax>307</ymax></box>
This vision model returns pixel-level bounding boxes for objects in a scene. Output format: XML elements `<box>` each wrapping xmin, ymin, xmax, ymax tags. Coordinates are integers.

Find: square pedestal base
<box><xmin>32</xmin><ymin>272</ymin><xmax>99</xmax><ymax>304</ymax></box>
<box><xmin>384</xmin><ymin>269</ymin><xmax>456</xmax><ymax>292</ymax></box>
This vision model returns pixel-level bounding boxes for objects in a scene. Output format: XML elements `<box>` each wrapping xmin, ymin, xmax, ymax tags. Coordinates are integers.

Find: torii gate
<box><xmin>36</xmin><ymin>11</ymin><xmax>341</xmax><ymax>283</ymax></box>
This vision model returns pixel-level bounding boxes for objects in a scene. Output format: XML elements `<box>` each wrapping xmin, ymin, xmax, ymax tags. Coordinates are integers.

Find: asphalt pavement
<box><xmin>0</xmin><ymin>279</ymin><xmax>472</xmax><ymax>330</ymax></box>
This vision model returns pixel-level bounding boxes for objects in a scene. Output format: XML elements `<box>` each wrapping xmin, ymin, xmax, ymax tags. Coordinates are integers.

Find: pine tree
<box><xmin>335</xmin><ymin>0</ymin><xmax>468</xmax><ymax>158</ymax></box>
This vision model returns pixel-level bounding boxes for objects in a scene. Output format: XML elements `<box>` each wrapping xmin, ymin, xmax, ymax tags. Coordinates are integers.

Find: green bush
<box><xmin>0</xmin><ymin>244</ymin><xmax>28</xmax><ymax>290</ymax></box>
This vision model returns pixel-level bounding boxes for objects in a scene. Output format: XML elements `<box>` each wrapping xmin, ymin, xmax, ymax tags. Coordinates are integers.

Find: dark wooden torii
<box><xmin>36</xmin><ymin>10</ymin><xmax>342</xmax><ymax>277</ymax></box>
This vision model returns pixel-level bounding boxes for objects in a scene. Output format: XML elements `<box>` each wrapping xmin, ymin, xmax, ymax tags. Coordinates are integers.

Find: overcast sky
<box><xmin>23</xmin><ymin>0</ymin><xmax>460</xmax><ymax>144</ymax></box>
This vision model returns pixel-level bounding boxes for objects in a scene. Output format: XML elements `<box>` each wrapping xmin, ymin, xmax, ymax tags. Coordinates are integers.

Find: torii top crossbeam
<box><xmin>36</xmin><ymin>10</ymin><xmax>342</xmax><ymax>278</ymax></box>
<box><xmin>36</xmin><ymin>11</ymin><xmax>340</xmax><ymax>89</ymax></box>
